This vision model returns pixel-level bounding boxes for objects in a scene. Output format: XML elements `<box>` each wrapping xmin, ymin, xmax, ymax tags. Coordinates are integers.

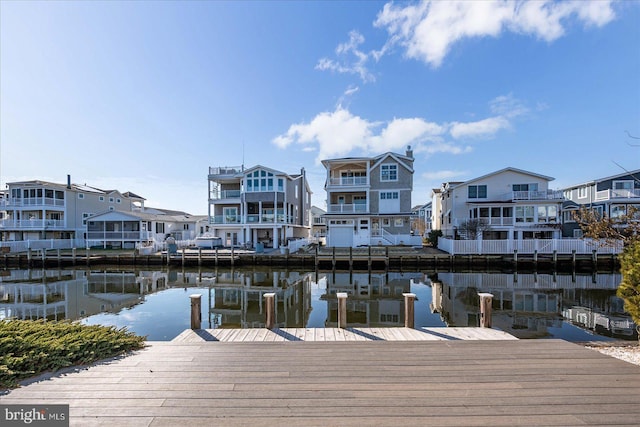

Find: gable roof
<box><xmin>563</xmin><ymin>168</ymin><xmax>640</xmax><ymax>190</ymax></box>
<box><xmin>461</xmin><ymin>167</ymin><xmax>554</xmax><ymax>187</ymax></box>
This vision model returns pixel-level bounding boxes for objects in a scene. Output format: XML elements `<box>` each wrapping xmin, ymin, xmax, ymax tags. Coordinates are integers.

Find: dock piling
<box><xmin>190</xmin><ymin>294</ymin><xmax>202</xmax><ymax>330</ymax></box>
<box><xmin>478</xmin><ymin>293</ymin><xmax>494</xmax><ymax>328</ymax></box>
<box><xmin>337</xmin><ymin>292</ymin><xmax>348</xmax><ymax>328</ymax></box>
<box><xmin>403</xmin><ymin>293</ymin><xmax>416</xmax><ymax>328</ymax></box>
<box><xmin>264</xmin><ymin>293</ymin><xmax>276</xmax><ymax>329</ymax></box>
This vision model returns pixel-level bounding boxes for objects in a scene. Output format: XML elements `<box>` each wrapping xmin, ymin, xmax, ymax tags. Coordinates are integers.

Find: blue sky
<box><xmin>1</xmin><ymin>0</ymin><xmax>639</xmax><ymax>215</ymax></box>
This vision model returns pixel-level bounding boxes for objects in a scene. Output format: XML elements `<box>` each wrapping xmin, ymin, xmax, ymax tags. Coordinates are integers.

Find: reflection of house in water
<box><xmin>0</xmin><ymin>269</ymin><xmax>171</xmax><ymax>321</ymax></box>
<box><xmin>323</xmin><ymin>272</ymin><xmax>423</xmax><ymax>327</ymax></box>
<box><xmin>432</xmin><ymin>272</ymin><xmax>634</xmax><ymax>339</ymax></box>
<box><xmin>210</xmin><ymin>269</ymin><xmax>312</xmax><ymax>328</ymax></box>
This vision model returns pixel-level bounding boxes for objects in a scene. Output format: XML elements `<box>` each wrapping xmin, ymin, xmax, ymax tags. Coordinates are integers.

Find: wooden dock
<box><xmin>2</xmin><ymin>333</ymin><xmax>639</xmax><ymax>426</ymax></box>
<box><xmin>172</xmin><ymin>327</ymin><xmax>518</xmax><ymax>342</ymax></box>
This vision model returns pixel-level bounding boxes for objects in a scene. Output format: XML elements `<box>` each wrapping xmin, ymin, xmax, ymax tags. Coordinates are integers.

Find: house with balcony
<box><xmin>560</xmin><ymin>169</ymin><xmax>640</xmax><ymax>238</ymax></box>
<box><xmin>321</xmin><ymin>147</ymin><xmax>417</xmax><ymax>247</ymax></box>
<box><xmin>310</xmin><ymin>205</ymin><xmax>327</xmax><ymax>239</ymax></box>
<box><xmin>436</xmin><ymin>167</ymin><xmax>564</xmax><ymax>241</ymax></box>
<box><xmin>85</xmin><ymin>208</ymin><xmax>205</xmax><ymax>249</ymax></box>
<box><xmin>0</xmin><ymin>176</ymin><xmax>146</xmax><ymax>243</ymax></box>
<box><xmin>207</xmin><ymin>165</ymin><xmax>311</xmax><ymax>249</ymax></box>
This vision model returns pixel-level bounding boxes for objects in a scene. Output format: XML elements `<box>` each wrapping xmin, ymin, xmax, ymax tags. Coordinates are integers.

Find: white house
<box><xmin>436</xmin><ymin>167</ymin><xmax>564</xmax><ymax>241</ymax></box>
<box><xmin>207</xmin><ymin>165</ymin><xmax>312</xmax><ymax>249</ymax></box>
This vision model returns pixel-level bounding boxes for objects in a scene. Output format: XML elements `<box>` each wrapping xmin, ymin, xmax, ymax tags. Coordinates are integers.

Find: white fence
<box><xmin>0</xmin><ymin>239</ymin><xmax>87</xmax><ymax>253</ymax></box>
<box><xmin>438</xmin><ymin>237</ymin><xmax>623</xmax><ymax>255</ymax></box>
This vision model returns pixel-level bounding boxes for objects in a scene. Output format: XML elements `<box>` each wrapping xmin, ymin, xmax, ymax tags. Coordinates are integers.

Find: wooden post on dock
<box><xmin>533</xmin><ymin>250</ymin><xmax>538</xmax><ymax>269</ymax></box>
<box><xmin>478</xmin><ymin>293</ymin><xmax>494</xmax><ymax>328</ymax></box>
<box><xmin>337</xmin><ymin>292</ymin><xmax>348</xmax><ymax>328</ymax></box>
<box><xmin>332</xmin><ymin>246</ymin><xmax>336</xmax><ymax>270</ymax></box>
<box><xmin>349</xmin><ymin>247</ymin><xmax>353</xmax><ymax>269</ymax></box>
<box><xmin>56</xmin><ymin>249</ymin><xmax>61</xmax><ymax>266</ymax></box>
<box><xmin>403</xmin><ymin>293</ymin><xmax>416</xmax><ymax>328</ymax></box>
<box><xmin>72</xmin><ymin>248</ymin><xmax>77</xmax><ymax>266</ymax></box>
<box><xmin>181</xmin><ymin>249</ymin><xmax>186</xmax><ymax>267</ymax></box>
<box><xmin>552</xmin><ymin>250</ymin><xmax>557</xmax><ymax>269</ymax></box>
<box><xmin>198</xmin><ymin>248</ymin><xmax>202</xmax><ymax>266</ymax></box>
<box><xmin>264</xmin><ymin>292</ymin><xmax>276</xmax><ymax>329</ymax></box>
<box><xmin>190</xmin><ymin>294</ymin><xmax>202</xmax><ymax>330</ymax></box>
<box><xmin>215</xmin><ymin>247</ymin><xmax>219</xmax><ymax>266</ymax></box>
<box><xmin>86</xmin><ymin>248</ymin><xmax>90</xmax><ymax>266</ymax></box>
<box><xmin>231</xmin><ymin>247</ymin><xmax>235</xmax><ymax>266</ymax></box>
<box><xmin>592</xmin><ymin>250</ymin><xmax>597</xmax><ymax>270</ymax></box>
<box><xmin>368</xmin><ymin>246</ymin><xmax>372</xmax><ymax>271</ymax></box>
<box><xmin>42</xmin><ymin>249</ymin><xmax>46</xmax><ymax>266</ymax></box>
<box><xmin>513</xmin><ymin>250</ymin><xmax>518</xmax><ymax>269</ymax></box>
<box><xmin>572</xmin><ymin>250</ymin><xmax>576</xmax><ymax>270</ymax></box>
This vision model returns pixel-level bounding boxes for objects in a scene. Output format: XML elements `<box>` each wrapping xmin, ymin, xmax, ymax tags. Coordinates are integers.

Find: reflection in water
<box><xmin>0</xmin><ymin>267</ymin><xmax>636</xmax><ymax>341</ymax></box>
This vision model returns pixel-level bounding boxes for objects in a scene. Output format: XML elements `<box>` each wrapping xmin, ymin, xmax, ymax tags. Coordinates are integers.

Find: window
<box><xmin>513</xmin><ymin>183</ymin><xmax>538</xmax><ymax>192</ymax></box>
<box><xmin>611</xmin><ymin>205</ymin><xmax>626</xmax><ymax>218</ymax></box>
<box><xmin>116</xmin><ymin>198</ymin><xmax>121</xmax><ymax>204</ymax></box>
<box><xmin>613</xmin><ymin>180</ymin><xmax>633</xmax><ymax>190</ymax></box>
<box><xmin>156</xmin><ymin>222</ymin><xmax>165</xmax><ymax>233</ymax></box>
<box><xmin>563</xmin><ymin>210</ymin><xmax>576</xmax><ymax>223</ymax></box>
<box><xmin>183</xmin><ymin>224</ymin><xmax>189</xmax><ymax>230</ymax></box>
<box><xmin>82</xmin><ymin>213</ymin><xmax>92</xmax><ymax>225</ymax></box>
<box><xmin>468</xmin><ymin>185</ymin><xmax>487</xmax><ymax>199</ymax></box>
<box><xmin>380</xmin><ymin>192</ymin><xmax>399</xmax><ymax>199</ymax></box>
<box><xmin>515</xmin><ymin>206</ymin><xmax>535</xmax><ymax>223</ymax></box>
<box><xmin>382</xmin><ymin>218</ymin><xmax>390</xmax><ymax>226</ymax></box>
<box><xmin>278</xmin><ymin>179</ymin><xmax>284</xmax><ymax>191</ymax></box>
<box><xmin>109</xmin><ymin>197</ymin><xmax>114</xmax><ymax>203</ymax></box>
<box><xmin>394</xmin><ymin>218</ymin><xmax>403</xmax><ymax>227</ymax></box>
<box><xmin>380</xmin><ymin>164</ymin><xmax>397</xmax><ymax>181</ymax></box>
<box><xmin>109</xmin><ymin>206</ymin><xmax>114</xmax><ymax>211</ymax></box>
<box><xmin>578</xmin><ymin>187</ymin><xmax>588</xmax><ymax>199</ymax></box>
<box><xmin>99</xmin><ymin>196</ymin><xmax>105</xmax><ymax>202</ymax></box>
<box><xmin>537</xmin><ymin>205</ymin><xmax>558</xmax><ymax>223</ymax></box>
<box><xmin>78</xmin><ymin>193</ymin><xmax>84</xmax><ymax>199</ymax></box>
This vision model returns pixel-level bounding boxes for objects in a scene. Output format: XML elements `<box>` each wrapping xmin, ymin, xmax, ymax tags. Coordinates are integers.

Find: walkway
<box><xmin>2</xmin><ymin>333</ymin><xmax>639</xmax><ymax>426</ymax></box>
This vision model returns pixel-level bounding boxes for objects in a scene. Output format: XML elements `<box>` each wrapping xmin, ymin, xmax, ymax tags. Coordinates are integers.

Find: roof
<box><xmin>563</xmin><ymin>168</ymin><xmax>640</xmax><ymax>190</ymax></box>
<box><xmin>461</xmin><ymin>167</ymin><xmax>555</xmax><ymax>187</ymax></box>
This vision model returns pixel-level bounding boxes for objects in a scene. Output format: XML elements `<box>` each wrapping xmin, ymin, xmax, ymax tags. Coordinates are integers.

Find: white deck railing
<box><xmin>437</xmin><ymin>237</ymin><xmax>623</xmax><ymax>255</ymax></box>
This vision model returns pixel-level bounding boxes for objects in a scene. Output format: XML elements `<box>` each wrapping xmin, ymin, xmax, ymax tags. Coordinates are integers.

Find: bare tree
<box><xmin>456</xmin><ymin>219</ymin><xmax>491</xmax><ymax>240</ymax></box>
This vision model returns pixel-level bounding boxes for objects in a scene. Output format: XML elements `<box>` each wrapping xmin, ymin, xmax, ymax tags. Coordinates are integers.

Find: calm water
<box><xmin>0</xmin><ymin>267</ymin><xmax>635</xmax><ymax>342</ymax></box>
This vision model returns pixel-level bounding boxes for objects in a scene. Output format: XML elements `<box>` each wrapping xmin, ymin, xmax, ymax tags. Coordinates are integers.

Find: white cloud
<box><xmin>422</xmin><ymin>170</ymin><xmax>467</xmax><ymax>181</ymax></box>
<box><xmin>316</xmin><ymin>30</ymin><xmax>377</xmax><ymax>82</ymax></box>
<box><xmin>273</xmin><ymin>94</ymin><xmax>530</xmax><ymax>159</ymax></box>
<box><xmin>450</xmin><ymin>116</ymin><xmax>511</xmax><ymax>139</ymax></box>
<box><xmin>373</xmin><ymin>0</ymin><xmax>617</xmax><ymax>68</ymax></box>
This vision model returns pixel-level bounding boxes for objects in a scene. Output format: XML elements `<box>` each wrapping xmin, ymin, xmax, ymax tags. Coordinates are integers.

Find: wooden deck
<box><xmin>172</xmin><ymin>327</ymin><xmax>519</xmax><ymax>342</ymax></box>
<box><xmin>2</xmin><ymin>337</ymin><xmax>640</xmax><ymax>426</ymax></box>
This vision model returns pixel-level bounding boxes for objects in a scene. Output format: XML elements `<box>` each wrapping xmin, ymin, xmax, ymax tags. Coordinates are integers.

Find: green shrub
<box><xmin>0</xmin><ymin>319</ymin><xmax>146</xmax><ymax>389</ymax></box>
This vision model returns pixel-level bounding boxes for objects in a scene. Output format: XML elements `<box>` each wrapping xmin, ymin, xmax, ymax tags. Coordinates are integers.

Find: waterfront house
<box><xmin>560</xmin><ymin>169</ymin><xmax>640</xmax><ymax>238</ymax></box>
<box><xmin>207</xmin><ymin>165</ymin><xmax>312</xmax><ymax>249</ymax></box>
<box><xmin>411</xmin><ymin>202</ymin><xmax>432</xmax><ymax>237</ymax></box>
<box><xmin>435</xmin><ymin>167</ymin><xmax>564</xmax><ymax>241</ymax></box>
<box><xmin>321</xmin><ymin>147</ymin><xmax>419</xmax><ymax>247</ymax></box>
<box><xmin>85</xmin><ymin>208</ymin><xmax>205</xmax><ymax>249</ymax></box>
<box><xmin>0</xmin><ymin>177</ymin><xmax>146</xmax><ymax>243</ymax></box>
<box><xmin>310</xmin><ymin>205</ymin><xmax>327</xmax><ymax>239</ymax></box>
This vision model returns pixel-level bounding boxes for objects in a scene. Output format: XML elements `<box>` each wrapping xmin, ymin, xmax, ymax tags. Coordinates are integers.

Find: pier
<box><xmin>0</xmin><ymin>246</ymin><xmax>619</xmax><ymax>272</ymax></box>
<box><xmin>1</xmin><ymin>337</ymin><xmax>639</xmax><ymax>426</ymax></box>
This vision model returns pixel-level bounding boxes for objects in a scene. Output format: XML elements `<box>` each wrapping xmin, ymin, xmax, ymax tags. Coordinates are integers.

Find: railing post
<box><xmin>337</xmin><ymin>292</ymin><xmax>348</xmax><ymax>328</ymax></box>
<box><xmin>403</xmin><ymin>293</ymin><xmax>416</xmax><ymax>328</ymax></box>
<box><xmin>264</xmin><ymin>292</ymin><xmax>276</xmax><ymax>329</ymax></box>
<box><xmin>190</xmin><ymin>294</ymin><xmax>202</xmax><ymax>330</ymax></box>
<box><xmin>478</xmin><ymin>293</ymin><xmax>494</xmax><ymax>328</ymax></box>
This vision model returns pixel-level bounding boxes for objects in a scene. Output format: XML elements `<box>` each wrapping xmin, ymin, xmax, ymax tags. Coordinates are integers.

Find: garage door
<box><xmin>329</xmin><ymin>226</ymin><xmax>353</xmax><ymax>247</ymax></box>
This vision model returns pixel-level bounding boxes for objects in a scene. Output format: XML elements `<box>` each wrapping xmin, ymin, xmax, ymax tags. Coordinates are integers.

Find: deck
<box><xmin>2</xmin><ymin>330</ymin><xmax>640</xmax><ymax>426</ymax></box>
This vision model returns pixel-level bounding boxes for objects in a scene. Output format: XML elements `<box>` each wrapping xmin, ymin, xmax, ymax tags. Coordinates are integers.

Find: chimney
<box><xmin>67</xmin><ymin>175</ymin><xmax>71</xmax><ymax>189</ymax></box>
<box><xmin>406</xmin><ymin>145</ymin><xmax>413</xmax><ymax>158</ymax></box>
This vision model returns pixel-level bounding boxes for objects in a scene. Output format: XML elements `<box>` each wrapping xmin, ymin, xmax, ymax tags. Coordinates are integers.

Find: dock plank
<box><xmin>2</xmin><ymin>340</ymin><xmax>639</xmax><ymax>426</ymax></box>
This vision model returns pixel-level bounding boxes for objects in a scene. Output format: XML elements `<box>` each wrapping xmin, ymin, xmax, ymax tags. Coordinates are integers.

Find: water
<box><xmin>0</xmin><ymin>267</ymin><xmax>635</xmax><ymax>342</ymax></box>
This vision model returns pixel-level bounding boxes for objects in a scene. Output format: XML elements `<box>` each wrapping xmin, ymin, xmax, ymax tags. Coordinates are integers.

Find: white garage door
<box><xmin>329</xmin><ymin>226</ymin><xmax>354</xmax><ymax>247</ymax></box>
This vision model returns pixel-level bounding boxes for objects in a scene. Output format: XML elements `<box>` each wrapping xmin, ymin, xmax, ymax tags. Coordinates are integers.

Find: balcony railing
<box><xmin>595</xmin><ymin>188</ymin><xmax>640</xmax><ymax>201</ymax></box>
<box><xmin>209</xmin><ymin>190</ymin><xmax>241</xmax><ymax>200</ymax></box>
<box><xmin>86</xmin><ymin>232</ymin><xmax>148</xmax><ymax>240</ymax></box>
<box><xmin>328</xmin><ymin>203</ymin><xmax>368</xmax><ymax>213</ymax></box>
<box><xmin>328</xmin><ymin>177</ymin><xmax>369</xmax><ymax>187</ymax></box>
<box><xmin>0</xmin><ymin>219</ymin><xmax>66</xmax><ymax>229</ymax></box>
<box><xmin>511</xmin><ymin>190</ymin><xmax>564</xmax><ymax>201</ymax></box>
<box><xmin>1</xmin><ymin>197</ymin><xmax>65</xmax><ymax>208</ymax></box>
<box><xmin>209</xmin><ymin>213</ymin><xmax>293</xmax><ymax>224</ymax></box>
<box><xmin>209</xmin><ymin>166</ymin><xmax>243</xmax><ymax>176</ymax></box>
